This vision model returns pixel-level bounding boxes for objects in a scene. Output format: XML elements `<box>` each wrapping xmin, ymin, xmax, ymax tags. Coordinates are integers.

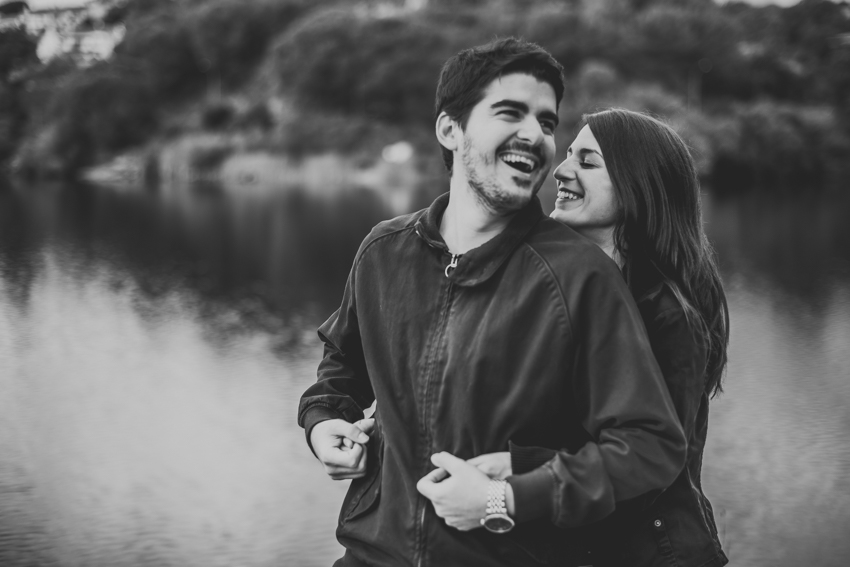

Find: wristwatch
<box><xmin>480</xmin><ymin>479</ymin><xmax>515</xmax><ymax>533</ymax></box>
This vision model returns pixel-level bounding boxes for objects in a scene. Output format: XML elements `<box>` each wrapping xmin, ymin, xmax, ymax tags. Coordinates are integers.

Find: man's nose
<box><xmin>516</xmin><ymin>117</ymin><xmax>544</xmax><ymax>146</ymax></box>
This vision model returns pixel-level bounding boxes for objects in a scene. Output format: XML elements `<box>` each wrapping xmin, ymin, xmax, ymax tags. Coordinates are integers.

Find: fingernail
<box><xmin>358</xmin><ymin>434</ymin><xmax>369</xmax><ymax>443</ymax></box>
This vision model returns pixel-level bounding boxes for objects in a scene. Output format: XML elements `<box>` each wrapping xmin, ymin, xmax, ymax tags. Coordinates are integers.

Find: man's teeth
<box><xmin>500</xmin><ymin>154</ymin><xmax>536</xmax><ymax>173</ymax></box>
<box><xmin>558</xmin><ymin>190</ymin><xmax>582</xmax><ymax>201</ymax></box>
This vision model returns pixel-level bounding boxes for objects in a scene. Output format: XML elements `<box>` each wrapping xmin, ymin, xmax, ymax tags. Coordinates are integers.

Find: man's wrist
<box><xmin>303</xmin><ymin>407</ymin><xmax>343</xmax><ymax>456</ymax></box>
<box><xmin>481</xmin><ymin>479</ymin><xmax>515</xmax><ymax>533</ymax></box>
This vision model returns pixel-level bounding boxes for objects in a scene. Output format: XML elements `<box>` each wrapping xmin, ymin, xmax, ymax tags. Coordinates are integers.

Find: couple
<box><xmin>298</xmin><ymin>38</ymin><xmax>729</xmax><ymax>567</ymax></box>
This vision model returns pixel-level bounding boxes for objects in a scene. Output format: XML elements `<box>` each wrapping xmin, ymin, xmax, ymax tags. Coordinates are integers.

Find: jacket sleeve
<box><xmin>507</xmin><ymin>265</ymin><xmax>687</xmax><ymax>528</ymax></box>
<box><xmin>297</xmin><ymin>243</ymin><xmax>376</xmax><ymax>453</ymax></box>
<box><xmin>648</xmin><ymin>304</ymin><xmax>707</xmax><ymax>448</ymax></box>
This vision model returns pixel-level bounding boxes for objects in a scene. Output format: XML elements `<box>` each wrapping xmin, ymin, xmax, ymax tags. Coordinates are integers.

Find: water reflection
<box><xmin>0</xmin><ymin>181</ymin><xmax>401</xmax><ymax>330</ymax></box>
<box><xmin>707</xmin><ymin>190</ymin><xmax>850</xmax><ymax>303</ymax></box>
<box><xmin>1</xmin><ymin>180</ymin><xmax>849</xmax><ymax>567</ymax></box>
<box><xmin>0</xmin><ymin>256</ymin><xmax>347</xmax><ymax>566</ymax></box>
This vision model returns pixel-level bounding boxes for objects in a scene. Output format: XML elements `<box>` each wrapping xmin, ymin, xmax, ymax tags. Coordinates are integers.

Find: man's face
<box><xmin>456</xmin><ymin>73</ymin><xmax>558</xmax><ymax>215</ymax></box>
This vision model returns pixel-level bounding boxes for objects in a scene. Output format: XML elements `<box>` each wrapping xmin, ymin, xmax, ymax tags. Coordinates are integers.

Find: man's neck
<box><xmin>439</xmin><ymin>176</ymin><xmax>518</xmax><ymax>255</ymax></box>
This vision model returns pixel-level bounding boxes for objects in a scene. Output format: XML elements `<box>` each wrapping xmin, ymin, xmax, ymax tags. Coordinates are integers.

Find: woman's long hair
<box><xmin>584</xmin><ymin>108</ymin><xmax>729</xmax><ymax>396</ymax></box>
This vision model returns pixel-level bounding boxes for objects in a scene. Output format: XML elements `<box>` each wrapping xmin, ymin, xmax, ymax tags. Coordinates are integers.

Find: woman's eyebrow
<box><xmin>577</xmin><ymin>148</ymin><xmax>604</xmax><ymax>159</ymax></box>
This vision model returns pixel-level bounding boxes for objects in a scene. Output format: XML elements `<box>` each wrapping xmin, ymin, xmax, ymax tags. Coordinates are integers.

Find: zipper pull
<box><xmin>444</xmin><ymin>254</ymin><xmax>459</xmax><ymax>278</ymax></box>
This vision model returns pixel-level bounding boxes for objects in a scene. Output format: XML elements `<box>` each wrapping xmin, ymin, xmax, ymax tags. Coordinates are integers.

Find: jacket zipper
<box><xmin>414</xmin><ymin>264</ymin><xmax>456</xmax><ymax>567</ymax></box>
<box><xmin>444</xmin><ymin>254</ymin><xmax>459</xmax><ymax>278</ymax></box>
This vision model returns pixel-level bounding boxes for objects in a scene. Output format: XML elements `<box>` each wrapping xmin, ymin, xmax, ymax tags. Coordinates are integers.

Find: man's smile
<box><xmin>499</xmin><ymin>151</ymin><xmax>539</xmax><ymax>175</ymax></box>
<box><xmin>497</xmin><ymin>143</ymin><xmax>545</xmax><ymax>176</ymax></box>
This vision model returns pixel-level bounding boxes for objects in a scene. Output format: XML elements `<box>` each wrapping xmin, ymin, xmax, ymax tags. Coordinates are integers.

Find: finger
<box><xmin>466</xmin><ymin>455</ymin><xmax>493</xmax><ymax>473</ymax></box>
<box><xmin>353</xmin><ymin>442</ymin><xmax>369</xmax><ymax>470</ymax></box>
<box><xmin>422</xmin><ymin>467</ymin><xmax>449</xmax><ymax>483</ymax></box>
<box><xmin>323</xmin><ymin>442</ymin><xmax>364</xmax><ymax>468</ymax></box>
<box><xmin>430</xmin><ymin>451</ymin><xmax>467</xmax><ymax>475</ymax></box>
<box><xmin>342</xmin><ymin>437</ymin><xmax>354</xmax><ymax>449</ymax></box>
<box><xmin>329</xmin><ymin>469</ymin><xmax>367</xmax><ymax>480</ymax></box>
<box><xmin>472</xmin><ymin>462</ymin><xmax>494</xmax><ymax>476</ymax></box>
<box><xmin>416</xmin><ymin>474</ymin><xmax>441</xmax><ymax>500</ymax></box>
<box><xmin>336</xmin><ymin>422</ymin><xmax>370</xmax><ymax>444</ymax></box>
<box><xmin>354</xmin><ymin>418</ymin><xmax>375</xmax><ymax>435</ymax></box>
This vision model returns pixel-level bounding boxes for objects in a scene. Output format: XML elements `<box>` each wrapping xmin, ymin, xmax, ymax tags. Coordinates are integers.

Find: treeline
<box><xmin>4</xmin><ymin>0</ymin><xmax>850</xmax><ymax>191</ymax></box>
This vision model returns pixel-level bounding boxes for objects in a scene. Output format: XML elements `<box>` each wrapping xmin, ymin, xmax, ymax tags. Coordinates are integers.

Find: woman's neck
<box><xmin>580</xmin><ymin>227</ymin><xmax>623</xmax><ymax>269</ymax></box>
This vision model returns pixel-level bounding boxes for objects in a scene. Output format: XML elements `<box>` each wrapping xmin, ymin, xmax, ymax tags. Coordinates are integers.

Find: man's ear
<box><xmin>435</xmin><ymin>111</ymin><xmax>460</xmax><ymax>152</ymax></box>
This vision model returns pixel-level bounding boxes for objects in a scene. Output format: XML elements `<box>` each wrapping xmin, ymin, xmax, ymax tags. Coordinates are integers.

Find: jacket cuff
<box><xmin>509</xmin><ymin>441</ymin><xmax>556</xmax><ymax>475</ymax></box>
<box><xmin>302</xmin><ymin>405</ymin><xmax>345</xmax><ymax>456</ymax></box>
<box><xmin>507</xmin><ymin>465</ymin><xmax>556</xmax><ymax>523</ymax></box>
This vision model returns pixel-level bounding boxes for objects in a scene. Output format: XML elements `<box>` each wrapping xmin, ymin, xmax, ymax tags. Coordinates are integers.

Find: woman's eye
<box><xmin>580</xmin><ymin>161</ymin><xmax>595</xmax><ymax>168</ymax></box>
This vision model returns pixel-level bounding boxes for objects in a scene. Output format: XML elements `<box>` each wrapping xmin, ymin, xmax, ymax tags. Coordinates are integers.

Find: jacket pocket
<box><xmin>339</xmin><ymin>428</ymin><xmax>383</xmax><ymax>525</ymax></box>
<box><xmin>649</xmin><ymin>515</ymin><xmax>681</xmax><ymax>567</ymax></box>
<box><xmin>486</xmin><ymin>521</ymin><xmax>553</xmax><ymax>565</ymax></box>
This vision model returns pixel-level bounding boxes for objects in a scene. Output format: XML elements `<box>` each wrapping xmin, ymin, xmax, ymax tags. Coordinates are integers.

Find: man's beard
<box><xmin>461</xmin><ymin>135</ymin><xmax>542</xmax><ymax>216</ymax></box>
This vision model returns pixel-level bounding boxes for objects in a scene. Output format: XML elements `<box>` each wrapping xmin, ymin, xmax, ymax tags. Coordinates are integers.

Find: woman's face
<box><xmin>550</xmin><ymin>125</ymin><xmax>620</xmax><ymax>251</ymax></box>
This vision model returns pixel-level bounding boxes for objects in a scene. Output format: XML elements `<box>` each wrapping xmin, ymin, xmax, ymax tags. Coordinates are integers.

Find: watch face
<box><xmin>483</xmin><ymin>514</ymin><xmax>515</xmax><ymax>534</ymax></box>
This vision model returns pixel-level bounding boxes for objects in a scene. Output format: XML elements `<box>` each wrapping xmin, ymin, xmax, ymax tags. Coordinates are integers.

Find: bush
<box><xmin>273</xmin><ymin>8</ymin><xmax>458</xmax><ymax>125</ymax></box>
<box><xmin>188</xmin><ymin>0</ymin><xmax>307</xmax><ymax>89</ymax></box>
<box><xmin>0</xmin><ymin>27</ymin><xmax>37</xmax><ymax>80</ymax></box>
<box><xmin>201</xmin><ymin>103</ymin><xmax>235</xmax><ymax>131</ymax></box>
<box><xmin>48</xmin><ymin>66</ymin><xmax>157</xmax><ymax>172</ymax></box>
<box><xmin>711</xmin><ymin>102</ymin><xmax>850</xmax><ymax>192</ymax></box>
<box><xmin>114</xmin><ymin>13</ymin><xmax>205</xmax><ymax>99</ymax></box>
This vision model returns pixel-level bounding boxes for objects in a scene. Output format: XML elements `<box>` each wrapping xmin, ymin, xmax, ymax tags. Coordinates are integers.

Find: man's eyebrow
<box><xmin>491</xmin><ymin>100</ymin><xmax>560</xmax><ymax>126</ymax></box>
<box><xmin>490</xmin><ymin>99</ymin><xmax>528</xmax><ymax>113</ymax></box>
<box><xmin>540</xmin><ymin>110</ymin><xmax>560</xmax><ymax>127</ymax></box>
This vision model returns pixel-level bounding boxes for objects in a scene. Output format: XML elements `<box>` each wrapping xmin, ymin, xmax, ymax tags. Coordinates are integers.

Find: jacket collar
<box><xmin>414</xmin><ymin>192</ymin><xmax>545</xmax><ymax>287</ymax></box>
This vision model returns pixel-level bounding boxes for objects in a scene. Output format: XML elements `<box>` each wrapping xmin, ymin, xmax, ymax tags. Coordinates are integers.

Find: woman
<box><xmin>472</xmin><ymin>108</ymin><xmax>730</xmax><ymax>566</ymax></box>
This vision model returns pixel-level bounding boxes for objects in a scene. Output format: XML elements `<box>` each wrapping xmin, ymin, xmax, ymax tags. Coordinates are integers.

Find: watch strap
<box><xmin>486</xmin><ymin>479</ymin><xmax>509</xmax><ymax>516</ymax></box>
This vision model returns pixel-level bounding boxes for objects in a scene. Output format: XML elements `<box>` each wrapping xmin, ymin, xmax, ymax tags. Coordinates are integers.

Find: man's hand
<box><xmin>467</xmin><ymin>452</ymin><xmax>512</xmax><ymax>480</ymax></box>
<box><xmin>416</xmin><ymin>452</ymin><xmax>490</xmax><ymax>531</ymax></box>
<box><xmin>311</xmin><ymin>418</ymin><xmax>375</xmax><ymax>480</ymax></box>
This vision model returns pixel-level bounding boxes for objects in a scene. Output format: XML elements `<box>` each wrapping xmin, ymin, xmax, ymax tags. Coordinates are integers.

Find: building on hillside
<box><xmin>0</xmin><ymin>0</ymin><xmax>127</xmax><ymax>66</ymax></box>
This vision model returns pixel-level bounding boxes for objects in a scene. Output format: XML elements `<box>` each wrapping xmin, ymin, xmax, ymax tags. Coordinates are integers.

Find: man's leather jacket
<box><xmin>298</xmin><ymin>194</ymin><xmax>687</xmax><ymax>567</ymax></box>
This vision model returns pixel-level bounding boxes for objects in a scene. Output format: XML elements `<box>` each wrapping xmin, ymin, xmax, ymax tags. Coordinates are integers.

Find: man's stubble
<box><xmin>461</xmin><ymin>135</ymin><xmax>541</xmax><ymax>217</ymax></box>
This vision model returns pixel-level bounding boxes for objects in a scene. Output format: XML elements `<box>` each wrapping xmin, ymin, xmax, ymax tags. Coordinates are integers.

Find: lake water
<box><xmin>1</xmin><ymin>179</ymin><xmax>848</xmax><ymax>567</ymax></box>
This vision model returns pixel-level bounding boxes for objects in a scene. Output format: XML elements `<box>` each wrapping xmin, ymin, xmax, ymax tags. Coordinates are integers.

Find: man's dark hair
<box><xmin>434</xmin><ymin>37</ymin><xmax>565</xmax><ymax>172</ymax></box>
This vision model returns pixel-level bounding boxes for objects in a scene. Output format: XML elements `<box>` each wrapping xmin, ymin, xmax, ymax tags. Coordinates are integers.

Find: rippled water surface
<box><xmin>1</xmin><ymin>182</ymin><xmax>848</xmax><ymax>567</ymax></box>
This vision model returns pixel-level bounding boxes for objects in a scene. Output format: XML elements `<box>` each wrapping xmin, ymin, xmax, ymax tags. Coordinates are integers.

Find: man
<box><xmin>298</xmin><ymin>38</ymin><xmax>686</xmax><ymax>567</ymax></box>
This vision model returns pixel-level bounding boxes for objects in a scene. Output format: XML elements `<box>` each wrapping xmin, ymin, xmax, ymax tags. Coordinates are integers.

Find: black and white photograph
<box><xmin>1</xmin><ymin>1</ymin><xmax>848</xmax><ymax>566</ymax></box>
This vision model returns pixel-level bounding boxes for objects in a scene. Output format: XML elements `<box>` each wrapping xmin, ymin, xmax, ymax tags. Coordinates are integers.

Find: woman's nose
<box><xmin>553</xmin><ymin>158</ymin><xmax>576</xmax><ymax>182</ymax></box>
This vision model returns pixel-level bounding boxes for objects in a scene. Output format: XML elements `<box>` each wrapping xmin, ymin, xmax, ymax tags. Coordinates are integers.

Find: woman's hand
<box><xmin>467</xmin><ymin>451</ymin><xmax>512</xmax><ymax>480</ymax></box>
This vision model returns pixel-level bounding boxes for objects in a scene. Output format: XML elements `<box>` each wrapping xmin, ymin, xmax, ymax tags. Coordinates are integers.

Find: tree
<box><xmin>0</xmin><ymin>27</ymin><xmax>37</xmax><ymax>80</ymax></box>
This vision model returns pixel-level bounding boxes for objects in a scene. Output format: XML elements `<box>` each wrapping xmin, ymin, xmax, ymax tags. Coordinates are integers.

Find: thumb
<box><xmin>334</xmin><ymin>421</ymin><xmax>370</xmax><ymax>444</ymax></box>
<box><xmin>354</xmin><ymin>418</ymin><xmax>375</xmax><ymax>435</ymax></box>
<box><xmin>416</xmin><ymin>471</ymin><xmax>440</xmax><ymax>500</ymax></box>
<box><xmin>430</xmin><ymin>451</ymin><xmax>466</xmax><ymax>475</ymax></box>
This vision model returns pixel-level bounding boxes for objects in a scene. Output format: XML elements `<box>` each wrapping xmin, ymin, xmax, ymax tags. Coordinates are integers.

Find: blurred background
<box><xmin>0</xmin><ymin>0</ymin><xmax>849</xmax><ymax>566</ymax></box>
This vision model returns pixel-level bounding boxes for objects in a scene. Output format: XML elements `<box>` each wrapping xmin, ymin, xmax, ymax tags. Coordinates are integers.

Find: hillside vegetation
<box><xmin>3</xmin><ymin>0</ymin><xmax>850</xmax><ymax>192</ymax></box>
